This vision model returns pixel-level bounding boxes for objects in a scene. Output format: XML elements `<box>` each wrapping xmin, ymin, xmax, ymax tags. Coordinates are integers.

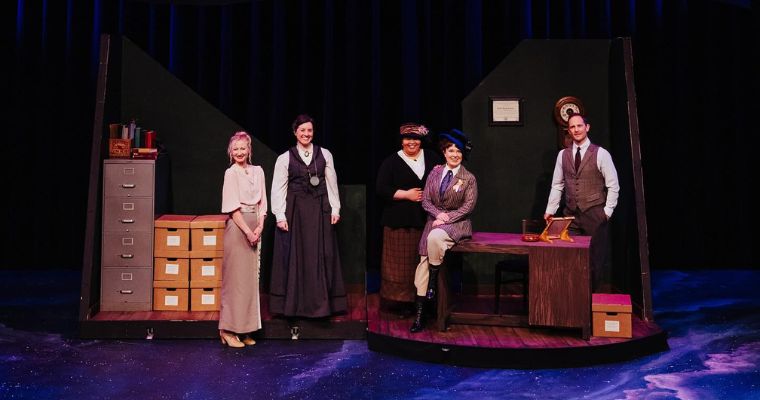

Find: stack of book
<box><xmin>132</xmin><ymin>147</ymin><xmax>158</xmax><ymax>160</ymax></box>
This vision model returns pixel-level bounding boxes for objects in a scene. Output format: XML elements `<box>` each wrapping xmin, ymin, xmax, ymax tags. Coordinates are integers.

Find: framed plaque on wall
<box><xmin>489</xmin><ymin>96</ymin><xmax>523</xmax><ymax>126</ymax></box>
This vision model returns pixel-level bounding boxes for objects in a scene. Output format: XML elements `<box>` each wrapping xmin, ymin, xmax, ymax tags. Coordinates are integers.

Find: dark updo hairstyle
<box><xmin>438</xmin><ymin>137</ymin><xmax>458</xmax><ymax>153</ymax></box>
<box><xmin>292</xmin><ymin>114</ymin><xmax>315</xmax><ymax>132</ymax></box>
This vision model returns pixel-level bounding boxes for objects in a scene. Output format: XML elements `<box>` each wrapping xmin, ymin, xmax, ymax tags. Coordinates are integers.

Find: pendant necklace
<box><xmin>307</xmin><ymin>155</ymin><xmax>320</xmax><ymax>187</ymax></box>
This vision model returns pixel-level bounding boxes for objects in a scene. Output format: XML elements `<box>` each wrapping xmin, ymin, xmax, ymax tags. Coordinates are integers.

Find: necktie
<box><xmin>439</xmin><ymin>170</ymin><xmax>453</xmax><ymax>197</ymax></box>
<box><xmin>574</xmin><ymin>147</ymin><xmax>582</xmax><ymax>172</ymax></box>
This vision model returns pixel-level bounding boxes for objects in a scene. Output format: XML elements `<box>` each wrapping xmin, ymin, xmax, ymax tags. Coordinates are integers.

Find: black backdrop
<box><xmin>4</xmin><ymin>0</ymin><xmax>755</xmax><ymax>269</ymax></box>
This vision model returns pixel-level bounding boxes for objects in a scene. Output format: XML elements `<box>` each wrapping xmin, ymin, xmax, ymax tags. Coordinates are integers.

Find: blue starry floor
<box><xmin>0</xmin><ymin>269</ymin><xmax>758</xmax><ymax>399</ymax></box>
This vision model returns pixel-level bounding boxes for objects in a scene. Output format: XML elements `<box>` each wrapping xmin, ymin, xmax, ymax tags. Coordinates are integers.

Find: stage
<box><xmin>367</xmin><ymin>293</ymin><xmax>667</xmax><ymax>368</ymax></box>
<box><xmin>81</xmin><ymin>285</ymin><xmax>367</xmax><ymax>340</ymax></box>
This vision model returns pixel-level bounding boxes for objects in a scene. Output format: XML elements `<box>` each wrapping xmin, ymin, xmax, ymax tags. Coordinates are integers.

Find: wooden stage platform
<box><xmin>366</xmin><ymin>231</ymin><xmax>668</xmax><ymax>368</ymax></box>
<box><xmin>80</xmin><ymin>285</ymin><xmax>367</xmax><ymax>340</ymax></box>
<box><xmin>367</xmin><ymin>293</ymin><xmax>668</xmax><ymax>368</ymax></box>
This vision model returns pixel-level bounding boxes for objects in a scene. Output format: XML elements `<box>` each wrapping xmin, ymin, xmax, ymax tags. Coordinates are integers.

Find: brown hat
<box><xmin>399</xmin><ymin>123</ymin><xmax>429</xmax><ymax>139</ymax></box>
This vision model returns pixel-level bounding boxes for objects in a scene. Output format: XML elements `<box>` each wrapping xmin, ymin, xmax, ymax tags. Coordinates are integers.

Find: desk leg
<box><xmin>435</xmin><ymin>264</ymin><xmax>451</xmax><ymax>332</ymax></box>
<box><xmin>582</xmin><ymin>325</ymin><xmax>591</xmax><ymax>340</ymax></box>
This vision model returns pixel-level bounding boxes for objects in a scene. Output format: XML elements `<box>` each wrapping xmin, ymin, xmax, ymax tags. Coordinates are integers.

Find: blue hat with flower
<box><xmin>439</xmin><ymin>129</ymin><xmax>473</xmax><ymax>160</ymax></box>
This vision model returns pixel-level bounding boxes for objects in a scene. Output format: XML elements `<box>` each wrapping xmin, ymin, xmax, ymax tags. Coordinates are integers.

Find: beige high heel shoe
<box><xmin>219</xmin><ymin>330</ymin><xmax>244</xmax><ymax>348</ymax></box>
<box><xmin>240</xmin><ymin>335</ymin><xmax>256</xmax><ymax>346</ymax></box>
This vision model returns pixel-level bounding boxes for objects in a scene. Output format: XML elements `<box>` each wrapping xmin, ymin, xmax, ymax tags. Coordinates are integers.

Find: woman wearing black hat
<box><xmin>376</xmin><ymin>123</ymin><xmax>442</xmax><ymax>314</ymax></box>
<box><xmin>410</xmin><ymin>129</ymin><xmax>478</xmax><ymax>333</ymax></box>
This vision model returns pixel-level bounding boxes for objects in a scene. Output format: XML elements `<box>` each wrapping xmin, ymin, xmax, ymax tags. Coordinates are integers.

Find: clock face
<box><xmin>553</xmin><ymin>96</ymin><xmax>585</xmax><ymax>126</ymax></box>
<box><xmin>560</xmin><ymin>103</ymin><xmax>580</xmax><ymax>122</ymax></box>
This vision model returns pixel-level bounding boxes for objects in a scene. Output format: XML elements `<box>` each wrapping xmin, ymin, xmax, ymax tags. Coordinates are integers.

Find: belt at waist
<box><xmin>240</xmin><ymin>204</ymin><xmax>258</xmax><ymax>213</ymax></box>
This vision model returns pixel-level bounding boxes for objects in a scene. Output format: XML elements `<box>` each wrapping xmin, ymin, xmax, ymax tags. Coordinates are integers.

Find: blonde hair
<box><xmin>227</xmin><ymin>131</ymin><xmax>252</xmax><ymax>165</ymax></box>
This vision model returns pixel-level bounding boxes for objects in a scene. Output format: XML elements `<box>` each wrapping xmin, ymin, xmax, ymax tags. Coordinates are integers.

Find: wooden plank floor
<box><xmin>92</xmin><ymin>284</ymin><xmax>367</xmax><ymax>322</ymax></box>
<box><xmin>367</xmin><ymin>293</ymin><xmax>661</xmax><ymax>349</ymax></box>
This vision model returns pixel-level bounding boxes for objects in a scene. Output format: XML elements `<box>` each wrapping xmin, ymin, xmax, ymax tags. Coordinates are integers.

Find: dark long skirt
<box><xmin>269</xmin><ymin>193</ymin><xmax>346</xmax><ymax>317</ymax></box>
<box><xmin>380</xmin><ymin>227</ymin><xmax>422</xmax><ymax>302</ymax></box>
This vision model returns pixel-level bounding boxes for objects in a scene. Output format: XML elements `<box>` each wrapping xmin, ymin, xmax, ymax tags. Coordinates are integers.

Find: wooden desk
<box><xmin>443</xmin><ymin>232</ymin><xmax>591</xmax><ymax>339</ymax></box>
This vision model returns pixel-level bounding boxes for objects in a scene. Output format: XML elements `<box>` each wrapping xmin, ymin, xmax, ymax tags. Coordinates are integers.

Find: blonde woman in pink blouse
<box><xmin>218</xmin><ymin>131</ymin><xmax>267</xmax><ymax>348</ymax></box>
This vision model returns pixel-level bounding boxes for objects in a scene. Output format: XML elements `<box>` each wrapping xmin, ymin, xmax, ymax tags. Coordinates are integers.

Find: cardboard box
<box><xmin>189</xmin><ymin>249</ymin><xmax>224</xmax><ymax>259</ymax></box>
<box><xmin>190</xmin><ymin>281</ymin><xmax>222</xmax><ymax>311</ymax></box>
<box><xmin>154</xmin><ymin>215</ymin><xmax>195</xmax><ymax>255</ymax></box>
<box><xmin>190</xmin><ymin>257</ymin><xmax>223</xmax><ymax>282</ymax></box>
<box><xmin>154</xmin><ymin>257</ymin><xmax>190</xmax><ymax>281</ymax></box>
<box><xmin>592</xmin><ymin>293</ymin><xmax>632</xmax><ymax>338</ymax></box>
<box><xmin>153</xmin><ymin>280</ymin><xmax>189</xmax><ymax>311</ymax></box>
<box><xmin>190</xmin><ymin>215</ymin><xmax>228</xmax><ymax>252</ymax></box>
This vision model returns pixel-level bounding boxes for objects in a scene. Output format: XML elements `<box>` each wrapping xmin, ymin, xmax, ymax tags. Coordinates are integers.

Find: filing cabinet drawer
<box><xmin>104</xmin><ymin>161</ymin><xmax>155</xmax><ymax>198</ymax></box>
<box><xmin>103</xmin><ymin>197</ymin><xmax>154</xmax><ymax>232</ymax></box>
<box><xmin>102</xmin><ymin>232</ymin><xmax>153</xmax><ymax>267</ymax></box>
<box><xmin>100</xmin><ymin>267</ymin><xmax>152</xmax><ymax>311</ymax></box>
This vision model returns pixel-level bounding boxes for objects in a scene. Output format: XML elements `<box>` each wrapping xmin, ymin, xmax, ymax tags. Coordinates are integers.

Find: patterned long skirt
<box><xmin>380</xmin><ymin>226</ymin><xmax>422</xmax><ymax>302</ymax></box>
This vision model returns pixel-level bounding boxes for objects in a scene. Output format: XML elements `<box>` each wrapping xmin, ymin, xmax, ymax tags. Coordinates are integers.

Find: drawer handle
<box><xmin>120</xmin><ymin>254</ymin><xmax>134</xmax><ymax>259</ymax></box>
<box><xmin>122</xmin><ymin>183</ymin><xmax>136</xmax><ymax>188</ymax></box>
<box><xmin>121</xmin><ymin>219</ymin><xmax>135</xmax><ymax>224</ymax></box>
<box><xmin>119</xmin><ymin>290</ymin><xmax>134</xmax><ymax>294</ymax></box>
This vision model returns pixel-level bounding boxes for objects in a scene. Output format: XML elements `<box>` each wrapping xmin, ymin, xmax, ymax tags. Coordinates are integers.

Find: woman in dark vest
<box><xmin>376</xmin><ymin>123</ymin><xmax>441</xmax><ymax>314</ymax></box>
<box><xmin>269</xmin><ymin>114</ymin><xmax>346</xmax><ymax>331</ymax></box>
<box><xmin>411</xmin><ymin>129</ymin><xmax>478</xmax><ymax>333</ymax></box>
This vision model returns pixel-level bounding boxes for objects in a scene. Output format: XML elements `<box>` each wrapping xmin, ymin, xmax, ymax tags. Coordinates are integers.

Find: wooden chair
<box><xmin>494</xmin><ymin>258</ymin><xmax>529</xmax><ymax>315</ymax></box>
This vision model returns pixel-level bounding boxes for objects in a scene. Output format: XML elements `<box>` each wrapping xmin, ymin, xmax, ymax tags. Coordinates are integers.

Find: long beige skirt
<box><xmin>218</xmin><ymin>211</ymin><xmax>261</xmax><ymax>333</ymax></box>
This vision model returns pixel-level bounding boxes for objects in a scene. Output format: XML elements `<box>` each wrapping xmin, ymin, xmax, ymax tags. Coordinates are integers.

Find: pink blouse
<box><xmin>221</xmin><ymin>164</ymin><xmax>268</xmax><ymax>215</ymax></box>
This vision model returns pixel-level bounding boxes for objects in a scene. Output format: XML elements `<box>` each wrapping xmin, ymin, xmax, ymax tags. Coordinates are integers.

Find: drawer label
<box><xmin>166</xmin><ymin>236</ymin><xmax>181</xmax><ymax>246</ymax></box>
<box><xmin>165</xmin><ymin>264</ymin><xmax>179</xmax><ymax>275</ymax></box>
<box><xmin>164</xmin><ymin>296</ymin><xmax>179</xmax><ymax>306</ymax></box>
<box><xmin>122</xmin><ymin>202</ymin><xmax>135</xmax><ymax>211</ymax></box>
<box><xmin>121</xmin><ymin>273</ymin><xmax>133</xmax><ymax>281</ymax></box>
<box><xmin>201</xmin><ymin>294</ymin><xmax>216</xmax><ymax>305</ymax></box>
<box><xmin>201</xmin><ymin>265</ymin><xmax>216</xmax><ymax>276</ymax></box>
<box><xmin>605</xmin><ymin>320</ymin><xmax>621</xmax><ymax>332</ymax></box>
<box><xmin>122</xmin><ymin>237</ymin><xmax>134</xmax><ymax>246</ymax></box>
<box><xmin>203</xmin><ymin>235</ymin><xmax>217</xmax><ymax>246</ymax></box>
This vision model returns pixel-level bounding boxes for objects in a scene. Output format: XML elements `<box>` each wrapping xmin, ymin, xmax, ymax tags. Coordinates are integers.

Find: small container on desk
<box><xmin>521</xmin><ymin>219</ymin><xmax>544</xmax><ymax>242</ymax></box>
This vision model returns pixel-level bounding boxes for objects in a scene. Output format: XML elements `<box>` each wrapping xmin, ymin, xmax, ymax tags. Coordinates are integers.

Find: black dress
<box><xmin>376</xmin><ymin>149</ymin><xmax>440</xmax><ymax>301</ymax></box>
<box><xmin>269</xmin><ymin>145</ymin><xmax>347</xmax><ymax>317</ymax></box>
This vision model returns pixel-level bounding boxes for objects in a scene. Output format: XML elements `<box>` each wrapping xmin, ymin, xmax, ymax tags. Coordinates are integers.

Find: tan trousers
<box><xmin>413</xmin><ymin>228</ymin><xmax>455</xmax><ymax>296</ymax></box>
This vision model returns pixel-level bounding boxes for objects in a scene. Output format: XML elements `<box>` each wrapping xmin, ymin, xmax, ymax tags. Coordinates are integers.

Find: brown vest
<box><xmin>562</xmin><ymin>144</ymin><xmax>606</xmax><ymax>212</ymax></box>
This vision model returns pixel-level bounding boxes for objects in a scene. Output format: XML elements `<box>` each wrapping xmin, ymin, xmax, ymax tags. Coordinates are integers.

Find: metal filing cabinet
<box><xmin>101</xmin><ymin>159</ymin><xmax>155</xmax><ymax>311</ymax></box>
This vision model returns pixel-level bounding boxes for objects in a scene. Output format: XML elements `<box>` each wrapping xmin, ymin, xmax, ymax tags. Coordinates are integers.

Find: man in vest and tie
<box><xmin>544</xmin><ymin>114</ymin><xmax>620</xmax><ymax>291</ymax></box>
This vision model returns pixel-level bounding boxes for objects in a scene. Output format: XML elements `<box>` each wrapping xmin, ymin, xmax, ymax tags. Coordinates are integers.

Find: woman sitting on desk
<box><xmin>410</xmin><ymin>129</ymin><xmax>478</xmax><ymax>333</ymax></box>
